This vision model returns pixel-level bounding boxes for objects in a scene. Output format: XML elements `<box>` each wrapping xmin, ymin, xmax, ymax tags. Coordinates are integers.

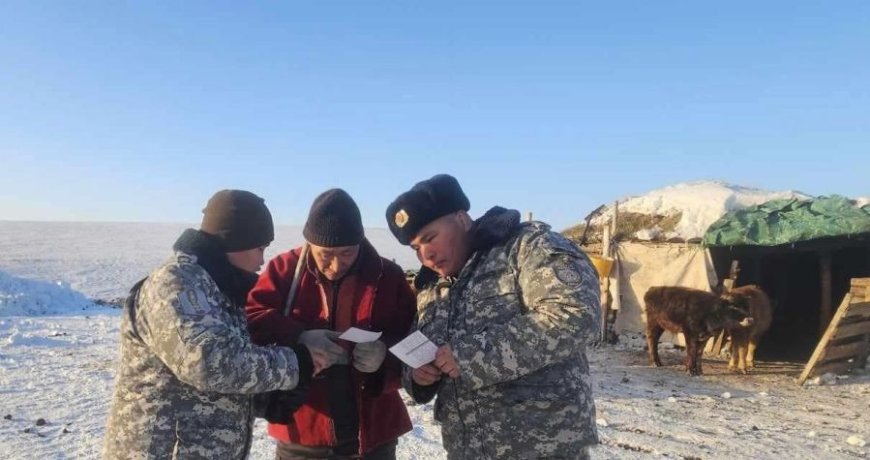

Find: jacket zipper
<box><xmin>448</xmin><ymin>255</ymin><xmax>494</xmax><ymax>459</ymax></box>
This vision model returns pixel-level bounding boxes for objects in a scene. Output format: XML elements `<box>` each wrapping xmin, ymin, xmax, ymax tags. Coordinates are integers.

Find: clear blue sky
<box><xmin>1</xmin><ymin>1</ymin><xmax>868</xmax><ymax>230</ymax></box>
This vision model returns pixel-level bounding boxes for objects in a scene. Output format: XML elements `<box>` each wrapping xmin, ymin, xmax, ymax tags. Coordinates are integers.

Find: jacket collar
<box><xmin>173</xmin><ymin>228</ymin><xmax>258</xmax><ymax>307</ymax></box>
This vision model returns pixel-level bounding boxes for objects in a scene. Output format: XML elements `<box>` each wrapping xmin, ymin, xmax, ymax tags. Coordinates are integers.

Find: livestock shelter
<box><xmin>703</xmin><ymin>195</ymin><xmax>870</xmax><ymax>361</ymax></box>
<box><xmin>609</xmin><ymin>241</ymin><xmax>718</xmax><ymax>340</ymax></box>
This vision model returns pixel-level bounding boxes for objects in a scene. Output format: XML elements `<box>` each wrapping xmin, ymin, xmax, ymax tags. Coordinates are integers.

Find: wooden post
<box><xmin>610</xmin><ymin>201</ymin><xmax>619</xmax><ymax>241</ymax></box>
<box><xmin>526</xmin><ymin>212</ymin><xmax>533</xmax><ymax>222</ymax></box>
<box><xmin>852</xmin><ymin>279</ymin><xmax>870</xmax><ymax>367</ymax></box>
<box><xmin>598</xmin><ymin>225</ymin><xmax>611</xmax><ymax>342</ymax></box>
<box><xmin>708</xmin><ymin>260</ymin><xmax>740</xmax><ymax>356</ymax></box>
<box><xmin>601</xmin><ymin>203</ymin><xmax>619</xmax><ymax>343</ymax></box>
<box><xmin>820</xmin><ymin>250</ymin><xmax>833</xmax><ymax>337</ymax></box>
<box><xmin>600</xmin><ymin>276</ymin><xmax>611</xmax><ymax>342</ymax></box>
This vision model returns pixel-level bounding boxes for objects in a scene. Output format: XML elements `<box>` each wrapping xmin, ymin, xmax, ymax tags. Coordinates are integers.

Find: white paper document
<box><xmin>389</xmin><ymin>330</ymin><xmax>438</xmax><ymax>369</ymax></box>
<box><xmin>338</xmin><ymin>327</ymin><xmax>383</xmax><ymax>343</ymax></box>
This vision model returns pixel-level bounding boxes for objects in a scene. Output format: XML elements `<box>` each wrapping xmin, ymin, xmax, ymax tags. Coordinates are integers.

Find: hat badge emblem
<box><xmin>395</xmin><ymin>209</ymin><xmax>409</xmax><ymax>228</ymax></box>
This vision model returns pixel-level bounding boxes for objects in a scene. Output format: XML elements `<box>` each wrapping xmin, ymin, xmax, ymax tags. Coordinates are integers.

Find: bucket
<box><xmin>589</xmin><ymin>255</ymin><xmax>614</xmax><ymax>278</ymax></box>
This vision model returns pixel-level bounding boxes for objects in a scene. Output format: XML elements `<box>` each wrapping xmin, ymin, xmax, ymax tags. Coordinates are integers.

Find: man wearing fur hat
<box><xmin>246</xmin><ymin>188</ymin><xmax>416</xmax><ymax>460</ymax></box>
<box><xmin>386</xmin><ymin>174</ymin><xmax>601</xmax><ymax>460</ymax></box>
<box><xmin>104</xmin><ymin>190</ymin><xmax>332</xmax><ymax>460</ymax></box>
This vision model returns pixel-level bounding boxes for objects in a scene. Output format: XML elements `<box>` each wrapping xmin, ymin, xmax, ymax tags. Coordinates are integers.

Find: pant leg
<box><xmin>362</xmin><ymin>440</ymin><xmax>397</xmax><ymax>460</ymax></box>
<box><xmin>276</xmin><ymin>442</ymin><xmax>334</xmax><ymax>460</ymax></box>
<box><xmin>275</xmin><ymin>441</ymin><xmax>363</xmax><ymax>460</ymax></box>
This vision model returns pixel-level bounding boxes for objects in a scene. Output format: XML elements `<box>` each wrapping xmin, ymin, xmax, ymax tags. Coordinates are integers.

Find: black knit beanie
<box><xmin>200</xmin><ymin>189</ymin><xmax>275</xmax><ymax>252</ymax></box>
<box><xmin>303</xmin><ymin>188</ymin><xmax>364</xmax><ymax>247</ymax></box>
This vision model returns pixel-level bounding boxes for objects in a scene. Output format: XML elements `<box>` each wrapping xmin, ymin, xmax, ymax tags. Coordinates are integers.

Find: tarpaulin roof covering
<box><xmin>702</xmin><ymin>195</ymin><xmax>870</xmax><ymax>247</ymax></box>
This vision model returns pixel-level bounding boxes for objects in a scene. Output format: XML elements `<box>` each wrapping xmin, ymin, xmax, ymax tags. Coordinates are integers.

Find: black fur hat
<box><xmin>386</xmin><ymin>174</ymin><xmax>470</xmax><ymax>245</ymax></box>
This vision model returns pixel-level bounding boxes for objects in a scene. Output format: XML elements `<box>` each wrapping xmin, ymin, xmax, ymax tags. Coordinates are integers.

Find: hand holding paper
<box><xmin>388</xmin><ymin>330</ymin><xmax>438</xmax><ymax>369</ymax></box>
<box><xmin>338</xmin><ymin>327</ymin><xmax>383</xmax><ymax>343</ymax></box>
<box><xmin>434</xmin><ymin>344</ymin><xmax>460</xmax><ymax>378</ymax></box>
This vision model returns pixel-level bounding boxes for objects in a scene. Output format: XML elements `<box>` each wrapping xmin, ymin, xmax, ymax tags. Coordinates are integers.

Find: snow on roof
<box><xmin>592</xmin><ymin>180</ymin><xmax>811</xmax><ymax>240</ymax></box>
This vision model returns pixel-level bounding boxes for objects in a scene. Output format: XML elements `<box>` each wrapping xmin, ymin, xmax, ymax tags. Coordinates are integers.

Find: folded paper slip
<box><xmin>388</xmin><ymin>331</ymin><xmax>438</xmax><ymax>369</ymax></box>
<box><xmin>338</xmin><ymin>327</ymin><xmax>383</xmax><ymax>343</ymax></box>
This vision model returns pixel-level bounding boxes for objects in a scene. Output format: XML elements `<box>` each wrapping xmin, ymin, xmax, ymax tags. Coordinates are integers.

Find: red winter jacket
<box><xmin>245</xmin><ymin>239</ymin><xmax>415</xmax><ymax>454</ymax></box>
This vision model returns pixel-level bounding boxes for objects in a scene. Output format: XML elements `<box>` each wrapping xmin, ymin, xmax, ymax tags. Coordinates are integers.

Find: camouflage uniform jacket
<box><xmin>405</xmin><ymin>207</ymin><xmax>601</xmax><ymax>459</ymax></box>
<box><xmin>104</xmin><ymin>251</ymin><xmax>304</xmax><ymax>460</ymax></box>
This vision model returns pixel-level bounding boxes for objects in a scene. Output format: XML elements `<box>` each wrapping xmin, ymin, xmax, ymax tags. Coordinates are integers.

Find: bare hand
<box><xmin>305</xmin><ymin>346</ymin><xmax>330</xmax><ymax>376</ymax></box>
<box><xmin>299</xmin><ymin>330</ymin><xmax>349</xmax><ymax>376</ymax></box>
<box><xmin>412</xmin><ymin>363</ymin><xmax>443</xmax><ymax>386</ymax></box>
<box><xmin>434</xmin><ymin>345</ymin><xmax>460</xmax><ymax>379</ymax></box>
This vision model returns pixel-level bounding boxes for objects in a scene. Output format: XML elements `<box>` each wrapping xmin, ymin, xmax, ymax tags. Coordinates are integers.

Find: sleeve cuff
<box><xmin>290</xmin><ymin>345</ymin><xmax>314</xmax><ymax>389</ymax></box>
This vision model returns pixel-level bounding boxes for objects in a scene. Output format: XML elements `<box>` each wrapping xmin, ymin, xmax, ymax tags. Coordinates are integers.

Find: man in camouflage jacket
<box><xmin>386</xmin><ymin>175</ymin><xmax>601</xmax><ymax>460</ymax></box>
<box><xmin>104</xmin><ymin>190</ymin><xmax>329</xmax><ymax>460</ymax></box>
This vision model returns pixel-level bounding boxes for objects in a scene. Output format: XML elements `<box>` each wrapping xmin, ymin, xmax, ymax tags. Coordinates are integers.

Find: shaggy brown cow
<box><xmin>721</xmin><ymin>285</ymin><xmax>773</xmax><ymax>373</ymax></box>
<box><xmin>645</xmin><ymin>286</ymin><xmax>753</xmax><ymax>376</ymax></box>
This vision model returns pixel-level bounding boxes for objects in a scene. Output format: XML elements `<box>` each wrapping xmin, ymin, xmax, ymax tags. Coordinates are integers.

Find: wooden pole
<box><xmin>709</xmin><ymin>260</ymin><xmax>740</xmax><ymax>356</ymax></box>
<box><xmin>600</xmin><ymin>202</ymin><xmax>619</xmax><ymax>343</ymax></box>
<box><xmin>819</xmin><ymin>250</ymin><xmax>833</xmax><ymax>338</ymax></box>
<box><xmin>610</xmin><ymin>201</ymin><xmax>619</xmax><ymax>242</ymax></box>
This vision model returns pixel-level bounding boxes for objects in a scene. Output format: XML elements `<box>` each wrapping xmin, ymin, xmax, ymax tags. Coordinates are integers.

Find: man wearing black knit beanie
<box><xmin>246</xmin><ymin>188</ymin><xmax>416</xmax><ymax>460</ymax></box>
<box><xmin>105</xmin><ymin>189</ymin><xmax>332</xmax><ymax>460</ymax></box>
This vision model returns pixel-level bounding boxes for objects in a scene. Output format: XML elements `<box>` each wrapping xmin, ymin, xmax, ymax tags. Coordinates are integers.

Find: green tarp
<box><xmin>703</xmin><ymin>195</ymin><xmax>870</xmax><ymax>247</ymax></box>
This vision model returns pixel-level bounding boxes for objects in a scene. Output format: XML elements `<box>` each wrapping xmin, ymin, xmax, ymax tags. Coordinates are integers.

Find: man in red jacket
<box><xmin>246</xmin><ymin>188</ymin><xmax>416</xmax><ymax>460</ymax></box>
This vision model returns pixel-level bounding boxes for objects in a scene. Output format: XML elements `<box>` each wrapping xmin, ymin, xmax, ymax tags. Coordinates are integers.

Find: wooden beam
<box><xmin>844</xmin><ymin>302</ymin><xmax>870</xmax><ymax>320</ymax></box>
<box><xmin>611</xmin><ymin>201</ymin><xmax>619</xmax><ymax>242</ymax></box>
<box><xmin>832</xmin><ymin>321</ymin><xmax>870</xmax><ymax>341</ymax></box>
<box><xmin>819</xmin><ymin>251</ymin><xmax>833</xmax><ymax>337</ymax></box>
<box><xmin>798</xmin><ymin>293</ymin><xmax>853</xmax><ymax>385</ymax></box>
<box><xmin>600</xmin><ymin>276</ymin><xmax>611</xmax><ymax>342</ymax></box>
<box><xmin>819</xmin><ymin>341</ymin><xmax>870</xmax><ymax>362</ymax></box>
<box><xmin>852</xmin><ymin>278</ymin><xmax>870</xmax><ymax>300</ymax></box>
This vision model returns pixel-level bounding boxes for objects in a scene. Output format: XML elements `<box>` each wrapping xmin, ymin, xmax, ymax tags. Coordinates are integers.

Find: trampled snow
<box><xmin>1</xmin><ymin>219</ymin><xmax>868</xmax><ymax>459</ymax></box>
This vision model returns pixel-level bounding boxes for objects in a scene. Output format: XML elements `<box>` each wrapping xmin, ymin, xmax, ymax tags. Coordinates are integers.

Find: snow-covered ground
<box><xmin>593</xmin><ymin>181</ymin><xmax>811</xmax><ymax>240</ymax></box>
<box><xmin>1</xmin><ymin>220</ymin><xmax>869</xmax><ymax>459</ymax></box>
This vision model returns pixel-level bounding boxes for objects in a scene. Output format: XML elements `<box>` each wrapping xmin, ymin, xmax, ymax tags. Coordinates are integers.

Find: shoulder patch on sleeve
<box><xmin>553</xmin><ymin>260</ymin><xmax>584</xmax><ymax>286</ymax></box>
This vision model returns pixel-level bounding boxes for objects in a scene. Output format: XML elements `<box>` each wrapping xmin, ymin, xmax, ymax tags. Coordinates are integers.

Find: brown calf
<box><xmin>721</xmin><ymin>285</ymin><xmax>772</xmax><ymax>373</ymax></box>
<box><xmin>645</xmin><ymin>286</ymin><xmax>753</xmax><ymax>376</ymax></box>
